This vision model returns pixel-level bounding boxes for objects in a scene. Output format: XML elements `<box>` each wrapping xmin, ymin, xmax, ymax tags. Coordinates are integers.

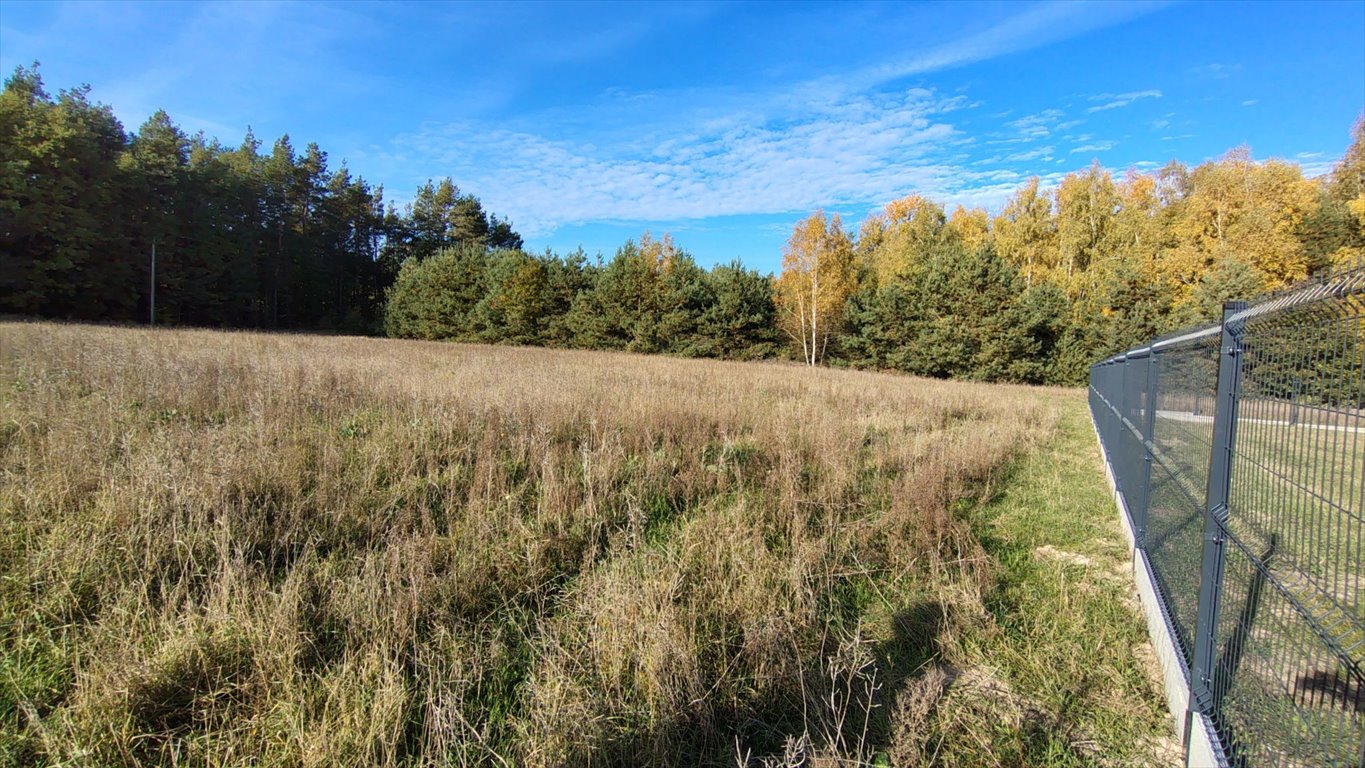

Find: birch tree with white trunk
<box><xmin>775</xmin><ymin>211</ymin><xmax>855</xmax><ymax>366</ymax></box>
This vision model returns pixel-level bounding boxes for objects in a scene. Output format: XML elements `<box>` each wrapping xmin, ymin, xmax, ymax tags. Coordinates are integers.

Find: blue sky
<box><xmin>2</xmin><ymin>1</ymin><xmax>1362</xmax><ymax>273</ymax></box>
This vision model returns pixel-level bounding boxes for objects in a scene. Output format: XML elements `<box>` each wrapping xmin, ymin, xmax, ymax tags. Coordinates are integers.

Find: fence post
<box><xmin>1121</xmin><ymin>355</ymin><xmax>1132</xmax><ymax>505</ymax></box>
<box><xmin>1134</xmin><ymin>352</ymin><xmax>1159</xmax><ymax>548</ymax></box>
<box><xmin>1109</xmin><ymin>361</ymin><xmax>1120</xmax><ymax>462</ymax></box>
<box><xmin>1289</xmin><ymin>377</ymin><xmax>1301</xmax><ymax>426</ymax></box>
<box><xmin>1185</xmin><ymin>301</ymin><xmax>1247</xmax><ymax>759</ymax></box>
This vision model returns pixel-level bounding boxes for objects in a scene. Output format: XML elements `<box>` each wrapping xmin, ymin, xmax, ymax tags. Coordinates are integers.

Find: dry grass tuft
<box><xmin>885</xmin><ymin>663</ymin><xmax>952</xmax><ymax>766</ymax></box>
<box><xmin>1</xmin><ymin>321</ymin><xmax>1064</xmax><ymax>765</ymax></box>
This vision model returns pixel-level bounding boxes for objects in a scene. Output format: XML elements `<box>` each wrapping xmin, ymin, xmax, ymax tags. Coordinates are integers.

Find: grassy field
<box><xmin>1</xmin><ymin>322</ymin><xmax>1172</xmax><ymax>767</ymax></box>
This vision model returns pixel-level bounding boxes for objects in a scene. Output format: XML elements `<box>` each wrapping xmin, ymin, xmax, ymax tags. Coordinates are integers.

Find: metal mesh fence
<box><xmin>1090</xmin><ymin>262</ymin><xmax>1364</xmax><ymax>767</ymax></box>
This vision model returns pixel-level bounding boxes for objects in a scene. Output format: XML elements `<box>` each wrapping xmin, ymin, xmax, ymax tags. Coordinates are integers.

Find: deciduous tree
<box><xmin>775</xmin><ymin>211</ymin><xmax>856</xmax><ymax>365</ymax></box>
<box><xmin>992</xmin><ymin>178</ymin><xmax>1057</xmax><ymax>288</ymax></box>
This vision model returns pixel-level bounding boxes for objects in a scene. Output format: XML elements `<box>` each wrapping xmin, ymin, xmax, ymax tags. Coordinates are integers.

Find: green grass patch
<box><xmin>945</xmin><ymin>394</ymin><xmax>1179</xmax><ymax>768</ymax></box>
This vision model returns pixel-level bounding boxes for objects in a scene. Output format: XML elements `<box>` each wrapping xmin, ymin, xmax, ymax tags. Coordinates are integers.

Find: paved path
<box><xmin>1155</xmin><ymin>409</ymin><xmax>1365</xmax><ymax>434</ymax></box>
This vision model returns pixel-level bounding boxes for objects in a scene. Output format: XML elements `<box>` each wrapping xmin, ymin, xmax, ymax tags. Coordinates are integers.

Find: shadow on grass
<box><xmin>549</xmin><ymin>600</ymin><xmax>950</xmax><ymax>767</ymax></box>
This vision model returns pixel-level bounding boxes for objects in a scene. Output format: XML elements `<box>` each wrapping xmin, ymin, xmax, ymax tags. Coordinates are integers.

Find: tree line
<box><xmin>3</xmin><ymin>65</ymin><xmax>1361</xmax><ymax>385</ymax></box>
<box><xmin>777</xmin><ymin>125</ymin><xmax>1364</xmax><ymax>384</ymax></box>
<box><xmin>324</xmin><ymin>119</ymin><xmax>1365</xmax><ymax>386</ymax></box>
<box><xmin>1</xmin><ymin>65</ymin><xmax>518</xmax><ymax>332</ymax></box>
<box><xmin>384</xmin><ymin>232</ymin><xmax>781</xmax><ymax>358</ymax></box>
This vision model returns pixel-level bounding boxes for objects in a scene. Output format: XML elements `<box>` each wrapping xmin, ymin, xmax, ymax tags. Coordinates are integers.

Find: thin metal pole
<box><xmin>1136</xmin><ymin>352</ymin><xmax>1159</xmax><ymax>548</ymax></box>
<box><xmin>1289</xmin><ymin>377</ymin><xmax>1300</xmax><ymax>426</ymax></box>
<box><xmin>150</xmin><ymin>237</ymin><xmax>156</xmax><ymax>327</ymax></box>
<box><xmin>1185</xmin><ymin>300</ymin><xmax>1246</xmax><ymax>759</ymax></box>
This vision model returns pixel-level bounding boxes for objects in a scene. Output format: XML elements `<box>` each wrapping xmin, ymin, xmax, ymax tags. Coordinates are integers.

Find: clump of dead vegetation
<box><xmin>0</xmin><ymin>321</ymin><xmax>1140</xmax><ymax>766</ymax></box>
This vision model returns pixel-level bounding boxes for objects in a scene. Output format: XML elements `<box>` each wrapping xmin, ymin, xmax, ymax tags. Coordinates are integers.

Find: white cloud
<box><xmin>1087</xmin><ymin>89</ymin><xmax>1162</xmax><ymax>112</ymax></box>
<box><xmin>1191</xmin><ymin>63</ymin><xmax>1237</xmax><ymax>80</ymax></box>
<box><xmin>845</xmin><ymin>1</ymin><xmax>1164</xmax><ymax>90</ymax></box>
<box><xmin>396</xmin><ymin>89</ymin><xmax>985</xmax><ymax>236</ymax></box>
<box><xmin>1006</xmin><ymin>146</ymin><xmax>1055</xmax><ymax>162</ymax></box>
<box><xmin>1299</xmin><ymin>160</ymin><xmax>1336</xmax><ymax>178</ymax></box>
<box><xmin>1007</xmin><ymin>109</ymin><xmax>1065</xmax><ymax>139</ymax></box>
<box><xmin>1071</xmin><ymin>141</ymin><xmax>1117</xmax><ymax>154</ymax></box>
<box><xmin>941</xmin><ymin>168</ymin><xmax>1074</xmax><ymax>211</ymax></box>
<box><xmin>1241</xmin><ymin>99</ymin><xmax>1259</xmax><ymax>106</ymax></box>
<box><xmin>374</xmin><ymin>3</ymin><xmax>1169</xmax><ymax>235</ymax></box>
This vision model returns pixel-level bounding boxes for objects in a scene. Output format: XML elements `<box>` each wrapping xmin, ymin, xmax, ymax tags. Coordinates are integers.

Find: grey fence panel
<box><xmin>1090</xmin><ymin>261</ymin><xmax>1364</xmax><ymax>767</ymax></box>
<box><xmin>1149</xmin><ymin>328</ymin><xmax>1222</xmax><ymax>669</ymax></box>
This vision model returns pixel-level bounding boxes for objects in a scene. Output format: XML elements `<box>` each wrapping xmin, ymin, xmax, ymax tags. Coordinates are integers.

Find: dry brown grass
<box><xmin>1</xmin><ymin>321</ymin><xmax>1060</xmax><ymax>766</ymax></box>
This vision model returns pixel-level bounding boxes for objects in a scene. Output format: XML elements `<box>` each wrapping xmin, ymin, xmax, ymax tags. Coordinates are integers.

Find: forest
<box><xmin>3</xmin><ymin>65</ymin><xmax>1362</xmax><ymax>385</ymax></box>
<box><xmin>0</xmin><ymin>65</ymin><xmax>519</xmax><ymax>333</ymax></box>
